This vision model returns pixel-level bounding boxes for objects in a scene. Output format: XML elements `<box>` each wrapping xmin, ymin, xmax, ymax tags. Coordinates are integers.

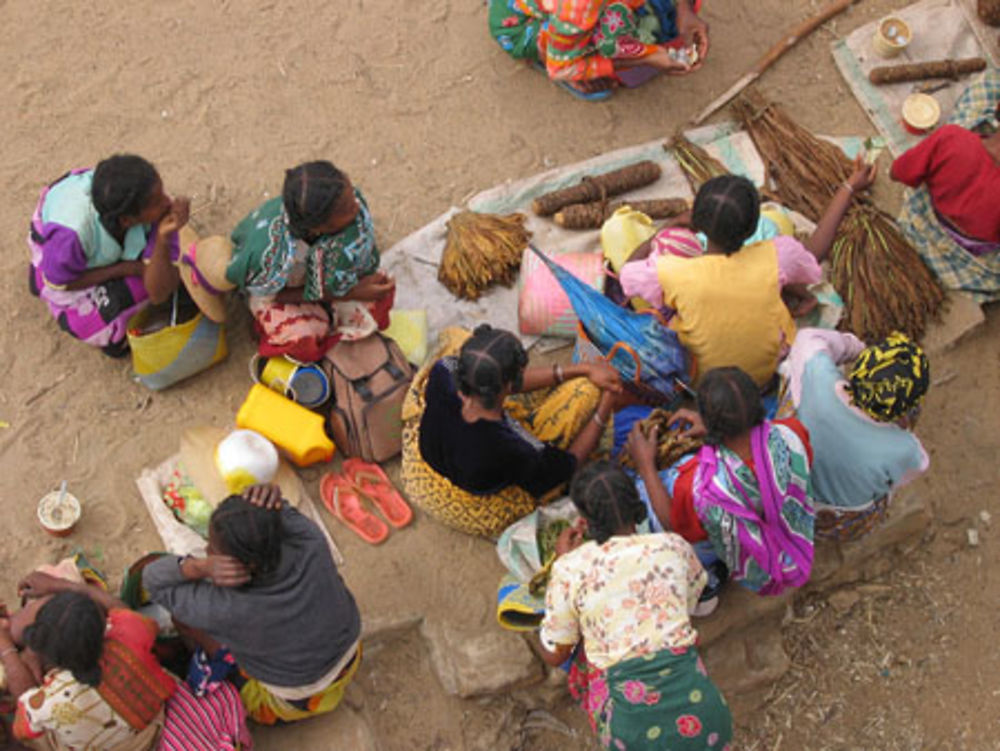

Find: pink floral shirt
<box><xmin>541</xmin><ymin>533</ymin><xmax>707</xmax><ymax>670</ymax></box>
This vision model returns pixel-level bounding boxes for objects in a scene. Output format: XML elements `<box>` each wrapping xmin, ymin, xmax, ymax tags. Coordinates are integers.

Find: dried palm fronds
<box><xmin>437</xmin><ymin>210</ymin><xmax>531</xmax><ymax>300</ymax></box>
<box><xmin>532</xmin><ymin>161</ymin><xmax>662</xmax><ymax>216</ymax></box>
<box><xmin>667</xmin><ymin>134</ymin><xmax>731</xmax><ymax>194</ymax></box>
<box><xmin>732</xmin><ymin>89</ymin><xmax>945</xmax><ymax>340</ymax></box>
<box><xmin>619</xmin><ymin>409</ymin><xmax>703</xmax><ymax>472</ymax></box>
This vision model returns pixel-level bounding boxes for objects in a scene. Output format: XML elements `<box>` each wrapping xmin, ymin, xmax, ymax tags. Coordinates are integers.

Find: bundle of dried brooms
<box><xmin>731</xmin><ymin>90</ymin><xmax>945</xmax><ymax>341</ymax></box>
<box><xmin>438</xmin><ymin>210</ymin><xmax>531</xmax><ymax>300</ymax></box>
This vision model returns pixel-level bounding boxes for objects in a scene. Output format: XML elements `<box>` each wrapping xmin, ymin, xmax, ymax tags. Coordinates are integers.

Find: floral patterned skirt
<box><xmin>569</xmin><ymin>646</ymin><xmax>732</xmax><ymax>750</ymax></box>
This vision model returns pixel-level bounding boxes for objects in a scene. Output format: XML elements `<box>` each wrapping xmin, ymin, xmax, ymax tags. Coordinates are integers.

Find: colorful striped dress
<box><xmin>488</xmin><ymin>0</ymin><xmax>665</xmax><ymax>82</ymax></box>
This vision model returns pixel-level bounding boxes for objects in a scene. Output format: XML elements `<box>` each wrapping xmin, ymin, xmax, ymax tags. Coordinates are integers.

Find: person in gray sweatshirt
<box><xmin>142</xmin><ymin>483</ymin><xmax>361</xmax><ymax>725</ymax></box>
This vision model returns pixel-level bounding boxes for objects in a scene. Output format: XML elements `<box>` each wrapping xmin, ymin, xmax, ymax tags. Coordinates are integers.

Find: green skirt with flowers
<box><xmin>569</xmin><ymin>646</ymin><xmax>732</xmax><ymax>750</ymax></box>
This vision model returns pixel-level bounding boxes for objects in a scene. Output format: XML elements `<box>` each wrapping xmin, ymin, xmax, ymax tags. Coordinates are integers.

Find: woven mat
<box><xmin>832</xmin><ymin>0</ymin><xmax>989</xmax><ymax>157</ymax></box>
<box><xmin>382</xmin><ymin>122</ymin><xmax>850</xmax><ymax>348</ymax></box>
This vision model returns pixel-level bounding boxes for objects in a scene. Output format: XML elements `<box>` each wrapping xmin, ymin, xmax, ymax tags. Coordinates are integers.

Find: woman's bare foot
<box><xmin>569</xmin><ymin>77</ymin><xmax>616</xmax><ymax>94</ymax></box>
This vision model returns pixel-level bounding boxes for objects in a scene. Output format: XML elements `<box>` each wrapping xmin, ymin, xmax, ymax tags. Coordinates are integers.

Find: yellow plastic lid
<box><xmin>902</xmin><ymin>94</ymin><xmax>941</xmax><ymax>130</ymax></box>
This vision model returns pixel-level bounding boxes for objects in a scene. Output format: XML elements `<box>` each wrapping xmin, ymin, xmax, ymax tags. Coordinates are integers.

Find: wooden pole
<box><xmin>692</xmin><ymin>0</ymin><xmax>858</xmax><ymax>125</ymax></box>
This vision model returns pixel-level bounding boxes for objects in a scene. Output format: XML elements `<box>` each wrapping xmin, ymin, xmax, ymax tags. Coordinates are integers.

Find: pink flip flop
<box><xmin>342</xmin><ymin>458</ymin><xmax>413</xmax><ymax>529</ymax></box>
<box><xmin>320</xmin><ymin>472</ymin><xmax>389</xmax><ymax>544</ymax></box>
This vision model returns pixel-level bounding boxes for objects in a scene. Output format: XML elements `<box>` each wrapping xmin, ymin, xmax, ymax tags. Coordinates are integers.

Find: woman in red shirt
<box><xmin>894</xmin><ymin>71</ymin><xmax>1000</xmax><ymax>302</ymax></box>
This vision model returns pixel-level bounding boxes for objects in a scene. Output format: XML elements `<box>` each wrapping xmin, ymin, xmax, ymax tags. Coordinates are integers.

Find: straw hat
<box><xmin>176</xmin><ymin>226</ymin><xmax>235</xmax><ymax>323</ymax></box>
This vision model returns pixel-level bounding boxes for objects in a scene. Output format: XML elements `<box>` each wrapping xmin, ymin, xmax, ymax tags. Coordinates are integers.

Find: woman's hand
<box><xmin>243</xmin><ymin>483</ymin><xmax>284</xmax><ymax>511</ymax></box>
<box><xmin>626</xmin><ymin>422</ymin><xmax>659</xmax><ymax>473</ymax></box>
<box><xmin>0</xmin><ymin>603</ymin><xmax>11</xmax><ymax>637</ymax></box>
<box><xmin>347</xmin><ymin>272</ymin><xmax>395</xmax><ymax>302</ymax></box>
<box><xmin>157</xmin><ymin>196</ymin><xmax>191</xmax><ymax>237</ymax></box>
<box><xmin>183</xmin><ymin>556</ymin><xmax>251</xmax><ymax>588</ymax></box>
<box><xmin>585</xmin><ymin>361</ymin><xmax>623</xmax><ymax>393</ymax></box>
<box><xmin>555</xmin><ymin>518</ymin><xmax>588</xmax><ymax>557</ymax></box>
<box><xmin>676</xmin><ymin>1</ymin><xmax>710</xmax><ymax>65</ymax></box>
<box><xmin>665</xmin><ymin>407</ymin><xmax>707</xmax><ymax>439</ymax></box>
<box><xmin>645</xmin><ymin>47</ymin><xmax>694</xmax><ymax>75</ymax></box>
<box><xmin>846</xmin><ymin>153</ymin><xmax>877</xmax><ymax>193</ymax></box>
<box><xmin>17</xmin><ymin>572</ymin><xmax>73</xmax><ymax>601</ymax></box>
<box><xmin>666</xmin><ymin>210</ymin><xmax>694</xmax><ymax>229</ymax></box>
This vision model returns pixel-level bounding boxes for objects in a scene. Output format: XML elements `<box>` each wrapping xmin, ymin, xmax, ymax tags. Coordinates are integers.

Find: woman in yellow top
<box><xmin>621</xmin><ymin>156</ymin><xmax>876</xmax><ymax>386</ymax></box>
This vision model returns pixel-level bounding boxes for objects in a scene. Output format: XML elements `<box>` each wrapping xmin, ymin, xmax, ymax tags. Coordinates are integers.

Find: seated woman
<box><xmin>142</xmin><ymin>484</ymin><xmax>361</xmax><ymax>726</ymax></box>
<box><xmin>893</xmin><ymin>69</ymin><xmax>1000</xmax><ymax>301</ymax></box>
<box><xmin>619</xmin><ymin>157</ymin><xmax>875</xmax><ymax>386</ymax></box>
<box><xmin>783</xmin><ymin>329</ymin><xmax>929</xmax><ymax>542</ymax></box>
<box><xmin>488</xmin><ymin>0</ymin><xmax>709</xmax><ymax>100</ymax></box>
<box><xmin>28</xmin><ymin>154</ymin><xmax>189</xmax><ymax>357</ymax></box>
<box><xmin>626</xmin><ymin>366</ymin><xmax>815</xmax><ymax>595</ymax></box>
<box><xmin>538</xmin><ymin>461</ymin><xmax>732</xmax><ymax>750</ymax></box>
<box><xmin>401</xmin><ymin>325</ymin><xmax>623</xmax><ymax>537</ymax></box>
<box><xmin>2</xmin><ymin>571</ymin><xmax>251</xmax><ymax>750</ymax></box>
<box><xmin>226</xmin><ymin>160</ymin><xmax>394</xmax><ymax>362</ymax></box>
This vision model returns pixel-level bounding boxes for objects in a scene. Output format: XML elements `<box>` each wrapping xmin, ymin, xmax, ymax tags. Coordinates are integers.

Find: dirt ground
<box><xmin>2</xmin><ymin>0</ymin><xmax>998</xmax><ymax>749</ymax></box>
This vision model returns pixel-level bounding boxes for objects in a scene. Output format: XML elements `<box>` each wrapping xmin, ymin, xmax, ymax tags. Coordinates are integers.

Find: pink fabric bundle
<box><xmin>650</xmin><ymin>227</ymin><xmax>704</xmax><ymax>259</ymax></box>
<box><xmin>519</xmin><ymin>250</ymin><xmax>605</xmax><ymax>338</ymax></box>
<box><xmin>619</xmin><ymin>228</ymin><xmax>705</xmax><ymax>309</ymax></box>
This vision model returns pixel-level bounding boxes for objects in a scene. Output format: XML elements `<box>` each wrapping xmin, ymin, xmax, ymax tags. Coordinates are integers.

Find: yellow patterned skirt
<box><xmin>238</xmin><ymin>646</ymin><xmax>361</xmax><ymax>725</ymax></box>
<box><xmin>400</xmin><ymin>328</ymin><xmax>600</xmax><ymax>538</ymax></box>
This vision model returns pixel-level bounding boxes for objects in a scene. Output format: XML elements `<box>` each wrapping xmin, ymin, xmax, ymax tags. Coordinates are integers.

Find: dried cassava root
<box><xmin>618</xmin><ymin>410</ymin><xmax>703</xmax><ymax>472</ymax></box>
<box><xmin>553</xmin><ymin>198</ymin><xmax>689</xmax><ymax>229</ymax></box>
<box><xmin>869</xmin><ymin>58</ymin><xmax>987</xmax><ymax>85</ymax></box>
<box><xmin>438</xmin><ymin>211</ymin><xmax>531</xmax><ymax>300</ymax></box>
<box><xmin>979</xmin><ymin>0</ymin><xmax>1000</xmax><ymax>26</ymax></box>
<box><xmin>531</xmin><ymin>161</ymin><xmax>662</xmax><ymax>216</ymax></box>
<box><xmin>733</xmin><ymin>89</ymin><xmax>945</xmax><ymax>341</ymax></box>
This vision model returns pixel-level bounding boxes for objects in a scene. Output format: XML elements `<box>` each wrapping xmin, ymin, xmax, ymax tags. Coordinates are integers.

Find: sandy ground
<box><xmin>2</xmin><ymin>0</ymin><xmax>999</xmax><ymax>749</ymax></box>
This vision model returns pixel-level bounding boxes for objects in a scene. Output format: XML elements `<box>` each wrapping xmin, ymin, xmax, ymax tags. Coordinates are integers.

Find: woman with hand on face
<box><xmin>538</xmin><ymin>460</ymin><xmax>732</xmax><ymax>751</ymax></box>
<box><xmin>226</xmin><ymin>161</ymin><xmax>393</xmax><ymax>362</ymax></box>
<box><xmin>28</xmin><ymin>154</ymin><xmax>189</xmax><ymax>357</ymax></box>
<box><xmin>2</xmin><ymin>567</ymin><xmax>250</xmax><ymax>750</ymax></box>
<box><xmin>142</xmin><ymin>484</ymin><xmax>361</xmax><ymax>726</ymax></box>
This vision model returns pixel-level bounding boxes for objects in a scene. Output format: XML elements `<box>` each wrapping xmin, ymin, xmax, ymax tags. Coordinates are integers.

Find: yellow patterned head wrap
<box><xmin>848</xmin><ymin>332</ymin><xmax>929</xmax><ymax>422</ymax></box>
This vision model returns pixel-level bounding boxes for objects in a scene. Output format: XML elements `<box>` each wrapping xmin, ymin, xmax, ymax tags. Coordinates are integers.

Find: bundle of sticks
<box><xmin>667</xmin><ymin>134</ymin><xmax>730</xmax><ymax>195</ymax></box>
<box><xmin>732</xmin><ymin>90</ymin><xmax>945</xmax><ymax>341</ymax></box>
<box><xmin>437</xmin><ymin>210</ymin><xmax>531</xmax><ymax>300</ymax></box>
<box><xmin>618</xmin><ymin>409</ymin><xmax>703</xmax><ymax>472</ymax></box>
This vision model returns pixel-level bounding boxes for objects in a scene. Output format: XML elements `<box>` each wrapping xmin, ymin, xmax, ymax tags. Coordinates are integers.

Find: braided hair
<box><xmin>91</xmin><ymin>154</ymin><xmax>161</xmax><ymax>237</ymax></box>
<box><xmin>282</xmin><ymin>161</ymin><xmax>349</xmax><ymax>240</ymax></box>
<box><xmin>691</xmin><ymin>175</ymin><xmax>761</xmax><ymax>255</ymax></box>
<box><xmin>23</xmin><ymin>592</ymin><xmax>105</xmax><ymax>687</ymax></box>
<box><xmin>209</xmin><ymin>496</ymin><xmax>283</xmax><ymax>577</ymax></box>
<box><xmin>454</xmin><ymin>325</ymin><xmax>528</xmax><ymax>411</ymax></box>
<box><xmin>569</xmin><ymin>460</ymin><xmax>647</xmax><ymax>544</ymax></box>
<box><xmin>696</xmin><ymin>367</ymin><xmax>765</xmax><ymax>446</ymax></box>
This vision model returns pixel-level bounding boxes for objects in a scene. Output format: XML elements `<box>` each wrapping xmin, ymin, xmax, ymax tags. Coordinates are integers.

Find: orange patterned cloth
<box><xmin>490</xmin><ymin>0</ymin><xmax>660</xmax><ymax>82</ymax></box>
